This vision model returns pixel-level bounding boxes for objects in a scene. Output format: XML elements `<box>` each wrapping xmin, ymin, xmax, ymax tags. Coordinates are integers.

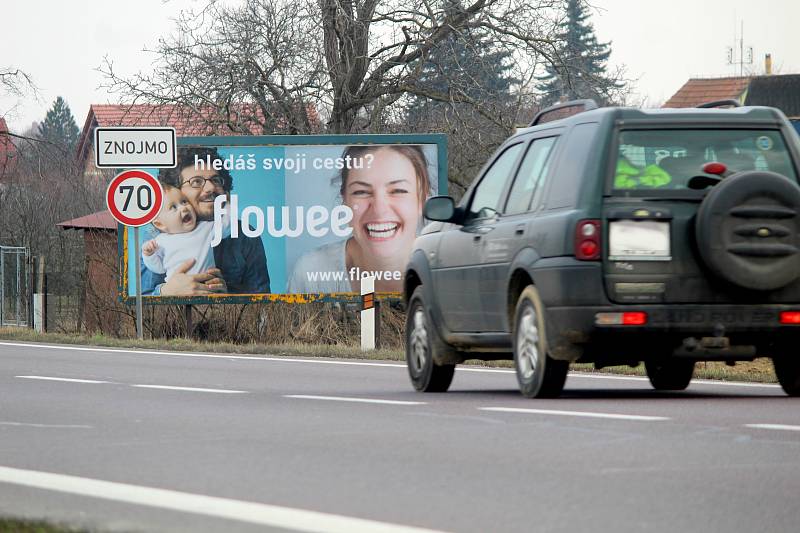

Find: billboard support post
<box><xmin>184</xmin><ymin>305</ymin><xmax>193</xmax><ymax>339</ymax></box>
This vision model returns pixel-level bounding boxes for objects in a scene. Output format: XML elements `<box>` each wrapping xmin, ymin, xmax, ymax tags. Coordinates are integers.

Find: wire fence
<box><xmin>0</xmin><ymin>245</ymin><xmax>30</xmax><ymax>327</ymax></box>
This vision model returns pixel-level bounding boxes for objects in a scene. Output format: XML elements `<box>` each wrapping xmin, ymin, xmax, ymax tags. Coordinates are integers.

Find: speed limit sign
<box><xmin>106</xmin><ymin>169</ymin><xmax>164</xmax><ymax>227</ymax></box>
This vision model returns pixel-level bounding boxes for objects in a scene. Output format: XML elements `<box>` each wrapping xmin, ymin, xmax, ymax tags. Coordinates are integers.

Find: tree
<box><xmin>101</xmin><ymin>0</ymin><xmax>565</xmax><ymax>135</ymax></box>
<box><xmin>536</xmin><ymin>0</ymin><xmax>624</xmax><ymax>106</ymax></box>
<box><xmin>406</xmin><ymin>0</ymin><xmax>518</xmax><ymax>122</ymax></box>
<box><xmin>37</xmin><ymin>96</ymin><xmax>80</xmax><ymax>151</ymax></box>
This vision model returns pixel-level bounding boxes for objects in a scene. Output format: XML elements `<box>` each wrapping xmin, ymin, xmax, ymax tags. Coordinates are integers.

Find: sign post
<box><xmin>106</xmin><ymin>170</ymin><xmax>164</xmax><ymax>340</ymax></box>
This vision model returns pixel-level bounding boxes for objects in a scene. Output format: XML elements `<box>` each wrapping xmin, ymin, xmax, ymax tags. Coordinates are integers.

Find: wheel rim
<box><xmin>516</xmin><ymin>306</ymin><xmax>539</xmax><ymax>380</ymax></box>
<box><xmin>409</xmin><ymin>306</ymin><xmax>429</xmax><ymax>373</ymax></box>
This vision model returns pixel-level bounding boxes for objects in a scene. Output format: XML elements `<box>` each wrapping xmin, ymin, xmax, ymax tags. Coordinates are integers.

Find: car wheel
<box><xmin>405</xmin><ymin>287</ymin><xmax>456</xmax><ymax>392</ymax></box>
<box><xmin>513</xmin><ymin>286</ymin><xmax>568</xmax><ymax>398</ymax></box>
<box><xmin>772</xmin><ymin>356</ymin><xmax>800</xmax><ymax>397</ymax></box>
<box><xmin>645</xmin><ymin>359</ymin><xmax>695</xmax><ymax>391</ymax></box>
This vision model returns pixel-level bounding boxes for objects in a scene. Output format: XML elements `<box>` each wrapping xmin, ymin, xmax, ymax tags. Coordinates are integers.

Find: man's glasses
<box><xmin>181</xmin><ymin>176</ymin><xmax>225</xmax><ymax>189</ymax></box>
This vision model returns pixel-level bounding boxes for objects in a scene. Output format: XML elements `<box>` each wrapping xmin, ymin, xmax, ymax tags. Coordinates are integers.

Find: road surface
<box><xmin>0</xmin><ymin>341</ymin><xmax>798</xmax><ymax>532</ymax></box>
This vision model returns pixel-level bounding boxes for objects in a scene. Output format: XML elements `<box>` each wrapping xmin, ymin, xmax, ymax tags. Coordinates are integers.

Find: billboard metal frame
<box><xmin>117</xmin><ymin>133</ymin><xmax>448</xmax><ymax>306</ymax></box>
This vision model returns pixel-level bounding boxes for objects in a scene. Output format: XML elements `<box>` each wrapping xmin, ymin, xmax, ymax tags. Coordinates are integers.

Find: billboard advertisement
<box><xmin>119</xmin><ymin>134</ymin><xmax>447</xmax><ymax>304</ymax></box>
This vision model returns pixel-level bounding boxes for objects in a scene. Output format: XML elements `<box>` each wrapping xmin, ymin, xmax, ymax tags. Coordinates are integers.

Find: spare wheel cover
<box><xmin>695</xmin><ymin>171</ymin><xmax>800</xmax><ymax>291</ymax></box>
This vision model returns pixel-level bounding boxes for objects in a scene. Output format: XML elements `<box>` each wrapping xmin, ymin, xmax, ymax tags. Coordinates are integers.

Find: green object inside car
<box><xmin>615</xmin><ymin>158</ymin><xmax>672</xmax><ymax>188</ymax></box>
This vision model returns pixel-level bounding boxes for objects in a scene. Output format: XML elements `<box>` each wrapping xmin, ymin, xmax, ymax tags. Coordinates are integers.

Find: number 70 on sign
<box><xmin>106</xmin><ymin>170</ymin><xmax>164</xmax><ymax>227</ymax></box>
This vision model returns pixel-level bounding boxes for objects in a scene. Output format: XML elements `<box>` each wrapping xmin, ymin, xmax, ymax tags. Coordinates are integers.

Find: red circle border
<box><xmin>105</xmin><ymin>170</ymin><xmax>164</xmax><ymax>227</ymax></box>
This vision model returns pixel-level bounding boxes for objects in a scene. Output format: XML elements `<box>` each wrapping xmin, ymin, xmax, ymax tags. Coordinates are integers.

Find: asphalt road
<box><xmin>0</xmin><ymin>340</ymin><xmax>798</xmax><ymax>533</ymax></box>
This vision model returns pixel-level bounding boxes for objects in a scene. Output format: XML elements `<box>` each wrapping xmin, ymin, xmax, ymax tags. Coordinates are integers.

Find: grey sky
<box><xmin>2</xmin><ymin>0</ymin><xmax>798</xmax><ymax>132</ymax></box>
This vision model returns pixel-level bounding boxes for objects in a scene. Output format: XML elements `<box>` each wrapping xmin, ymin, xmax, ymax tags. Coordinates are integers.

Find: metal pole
<box><xmin>135</xmin><ymin>227</ymin><xmax>143</xmax><ymax>340</ymax></box>
<box><xmin>16</xmin><ymin>250</ymin><xmax>21</xmax><ymax>326</ymax></box>
<box><xmin>1</xmin><ymin>248</ymin><xmax>5</xmax><ymax>327</ymax></box>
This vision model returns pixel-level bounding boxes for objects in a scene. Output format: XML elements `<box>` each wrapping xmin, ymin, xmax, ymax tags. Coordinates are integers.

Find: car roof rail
<box><xmin>529</xmin><ymin>99</ymin><xmax>599</xmax><ymax>126</ymax></box>
<box><xmin>696</xmin><ymin>99</ymin><xmax>742</xmax><ymax>109</ymax></box>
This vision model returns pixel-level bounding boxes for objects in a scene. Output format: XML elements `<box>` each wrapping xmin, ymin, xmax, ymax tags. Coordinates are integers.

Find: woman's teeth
<box><xmin>366</xmin><ymin>222</ymin><xmax>398</xmax><ymax>238</ymax></box>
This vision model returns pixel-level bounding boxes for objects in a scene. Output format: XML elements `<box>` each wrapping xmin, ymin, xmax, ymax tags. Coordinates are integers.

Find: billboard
<box><xmin>119</xmin><ymin>134</ymin><xmax>447</xmax><ymax>304</ymax></box>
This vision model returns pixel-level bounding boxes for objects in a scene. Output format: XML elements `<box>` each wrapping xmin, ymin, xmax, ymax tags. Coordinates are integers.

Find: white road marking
<box><xmin>131</xmin><ymin>384</ymin><xmax>247</xmax><ymax>394</ymax></box>
<box><xmin>478</xmin><ymin>407</ymin><xmax>669</xmax><ymax>421</ymax></box>
<box><xmin>744</xmin><ymin>424</ymin><xmax>800</xmax><ymax>432</ymax></box>
<box><xmin>0</xmin><ymin>341</ymin><xmax>780</xmax><ymax>389</ymax></box>
<box><xmin>0</xmin><ymin>465</ymin><xmax>445</xmax><ymax>533</ymax></box>
<box><xmin>16</xmin><ymin>375</ymin><xmax>112</xmax><ymax>384</ymax></box>
<box><xmin>0</xmin><ymin>421</ymin><xmax>93</xmax><ymax>429</ymax></box>
<box><xmin>286</xmin><ymin>395</ymin><xmax>426</xmax><ymax>406</ymax></box>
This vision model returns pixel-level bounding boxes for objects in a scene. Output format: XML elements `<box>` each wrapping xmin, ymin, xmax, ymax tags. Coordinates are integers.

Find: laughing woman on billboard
<box><xmin>288</xmin><ymin>145</ymin><xmax>431</xmax><ymax>293</ymax></box>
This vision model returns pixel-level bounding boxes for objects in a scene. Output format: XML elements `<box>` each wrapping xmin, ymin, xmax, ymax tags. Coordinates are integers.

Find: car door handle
<box><xmin>515</xmin><ymin>224</ymin><xmax>525</xmax><ymax>235</ymax></box>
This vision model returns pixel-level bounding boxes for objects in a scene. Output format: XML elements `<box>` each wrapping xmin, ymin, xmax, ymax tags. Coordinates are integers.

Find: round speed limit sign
<box><xmin>106</xmin><ymin>169</ymin><xmax>164</xmax><ymax>227</ymax></box>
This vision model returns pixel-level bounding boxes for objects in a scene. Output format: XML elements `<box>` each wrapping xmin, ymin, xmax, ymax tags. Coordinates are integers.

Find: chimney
<box><xmin>765</xmin><ymin>53</ymin><xmax>773</xmax><ymax>75</ymax></box>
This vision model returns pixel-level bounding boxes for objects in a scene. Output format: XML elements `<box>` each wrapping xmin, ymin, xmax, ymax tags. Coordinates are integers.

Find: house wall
<box><xmin>82</xmin><ymin>229</ymin><xmax>123</xmax><ymax>334</ymax></box>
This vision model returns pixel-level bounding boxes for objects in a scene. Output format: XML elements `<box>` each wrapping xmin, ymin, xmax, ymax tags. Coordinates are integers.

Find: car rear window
<box><xmin>613</xmin><ymin>129</ymin><xmax>798</xmax><ymax>193</ymax></box>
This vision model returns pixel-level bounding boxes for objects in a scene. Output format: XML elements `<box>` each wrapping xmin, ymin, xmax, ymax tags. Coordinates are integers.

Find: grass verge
<box><xmin>0</xmin><ymin>328</ymin><xmax>777</xmax><ymax>383</ymax></box>
<box><xmin>0</xmin><ymin>518</ymin><xmax>87</xmax><ymax>533</ymax></box>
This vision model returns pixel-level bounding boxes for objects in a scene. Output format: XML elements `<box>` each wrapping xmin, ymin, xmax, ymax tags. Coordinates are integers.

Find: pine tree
<box><xmin>38</xmin><ymin>96</ymin><xmax>80</xmax><ymax>151</ymax></box>
<box><xmin>407</xmin><ymin>0</ymin><xmax>517</xmax><ymax>123</ymax></box>
<box><xmin>537</xmin><ymin>0</ymin><xmax>622</xmax><ymax>107</ymax></box>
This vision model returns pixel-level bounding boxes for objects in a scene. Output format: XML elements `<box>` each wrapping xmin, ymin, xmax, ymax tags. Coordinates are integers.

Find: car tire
<box><xmin>405</xmin><ymin>286</ymin><xmax>456</xmax><ymax>392</ymax></box>
<box><xmin>645</xmin><ymin>359</ymin><xmax>695</xmax><ymax>391</ymax></box>
<box><xmin>513</xmin><ymin>286</ymin><xmax>569</xmax><ymax>398</ymax></box>
<box><xmin>772</xmin><ymin>356</ymin><xmax>800</xmax><ymax>397</ymax></box>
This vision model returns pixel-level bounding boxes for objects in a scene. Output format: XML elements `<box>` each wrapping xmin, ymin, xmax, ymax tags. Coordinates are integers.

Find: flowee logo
<box><xmin>211</xmin><ymin>195</ymin><xmax>353</xmax><ymax>246</ymax></box>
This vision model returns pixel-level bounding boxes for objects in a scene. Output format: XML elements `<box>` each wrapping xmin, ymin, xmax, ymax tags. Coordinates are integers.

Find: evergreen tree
<box><xmin>406</xmin><ymin>0</ymin><xmax>517</xmax><ymax>123</ymax></box>
<box><xmin>537</xmin><ymin>0</ymin><xmax>623</xmax><ymax>106</ymax></box>
<box><xmin>38</xmin><ymin>96</ymin><xmax>80</xmax><ymax>151</ymax></box>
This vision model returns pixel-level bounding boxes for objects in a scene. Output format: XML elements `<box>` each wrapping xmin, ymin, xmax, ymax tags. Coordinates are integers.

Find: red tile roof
<box><xmin>663</xmin><ymin>77</ymin><xmax>752</xmax><ymax>108</ymax></box>
<box><xmin>0</xmin><ymin>117</ymin><xmax>17</xmax><ymax>177</ymax></box>
<box><xmin>75</xmin><ymin>104</ymin><xmax>269</xmax><ymax>164</ymax></box>
<box><xmin>57</xmin><ymin>210</ymin><xmax>117</xmax><ymax>231</ymax></box>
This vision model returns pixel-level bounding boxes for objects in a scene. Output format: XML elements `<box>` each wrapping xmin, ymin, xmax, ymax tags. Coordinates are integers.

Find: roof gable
<box><xmin>663</xmin><ymin>77</ymin><xmax>751</xmax><ymax>108</ymax></box>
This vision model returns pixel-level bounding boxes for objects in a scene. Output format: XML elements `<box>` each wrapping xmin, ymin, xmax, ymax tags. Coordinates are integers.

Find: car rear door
<box><xmin>477</xmin><ymin>135</ymin><xmax>561</xmax><ymax>331</ymax></box>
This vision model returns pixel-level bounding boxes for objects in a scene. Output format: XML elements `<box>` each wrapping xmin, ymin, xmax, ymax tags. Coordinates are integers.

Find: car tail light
<box><xmin>780</xmin><ymin>311</ymin><xmax>800</xmax><ymax>324</ymax></box>
<box><xmin>575</xmin><ymin>219</ymin><xmax>601</xmax><ymax>260</ymax></box>
<box><xmin>595</xmin><ymin>312</ymin><xmax>648</xmax><ymax>326</ymax></box>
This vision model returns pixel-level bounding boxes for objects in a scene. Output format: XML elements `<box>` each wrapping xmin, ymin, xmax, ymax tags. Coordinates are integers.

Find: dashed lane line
<box><xmin>478</xmin><ymin>407</ymin><xmax>670</xmax><ymax>422</ymax></box>
<box><xmin>285</xmin><ymin>395</ymin><xmax>426</xmax><ymax>406</ymax></box>
<box><xmin>131</xmin><ymin>384</ymin><xmax>247</xmax><ymax>394</ymax></box>
<box><xmin>744</xmin><ymin>424</ymin><xmax>800</xmax><ymax>432</ymax></box>
<box><xmin>16</xmin><ymin>375</ymin><xmax>248</xmax><ymax>395</ymax></box>
<box><xmin>15</xmin><ymin>376</ymin><xmax>112</xmax><ymax>384</ymax></box>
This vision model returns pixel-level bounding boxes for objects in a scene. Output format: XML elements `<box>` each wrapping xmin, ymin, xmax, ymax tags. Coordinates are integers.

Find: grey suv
<box><xmin>404</xmin><ymin>99</ymin><xmax>800</xmax><ymax>397</ymax></box>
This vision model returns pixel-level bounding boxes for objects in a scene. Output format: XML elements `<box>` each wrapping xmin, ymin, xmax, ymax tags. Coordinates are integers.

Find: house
<box><xmin>0</xmin><ymin>117</ymin><xmax>17</xmax><ymax>181</ymax></box>
<box><xmin>662</xmin><ymin>76</ymin><xmax>752</xmax><ymax>108</ymax></box>
<box><xmin>664</xmin><ymin>73</ymin><xmax>800</xmax><ymax>134</ymax></box>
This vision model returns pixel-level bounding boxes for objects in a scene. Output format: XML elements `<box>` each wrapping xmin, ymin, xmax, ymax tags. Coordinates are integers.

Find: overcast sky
<box><xmin>2</xmin><ymin>0</ymin><xmax>798</xmax><ymax>133</ymax></box>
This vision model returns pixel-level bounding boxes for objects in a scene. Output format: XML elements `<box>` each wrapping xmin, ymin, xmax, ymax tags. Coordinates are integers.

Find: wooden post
<box><xmin>184</xmin><ymin>304</ymin><xmax>193</xmax><ymax>339</ymax></box>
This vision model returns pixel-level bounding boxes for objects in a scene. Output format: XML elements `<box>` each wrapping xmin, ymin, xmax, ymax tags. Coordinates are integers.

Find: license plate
<box><xmin>609</xmin><ymin>220</ymin><xmax>671</xmax><ymax>261</ymax></box>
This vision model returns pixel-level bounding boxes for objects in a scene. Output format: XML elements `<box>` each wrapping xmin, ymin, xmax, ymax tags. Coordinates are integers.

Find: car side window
<box><xmin>467</xmin><ymin>143</ymin><xmax>524</xmax><ymax>222</ymax></box>
<box><xmin>504</xmin><ymin>136</ymin><xmax>558</xmax><ymax>215</ymax></box>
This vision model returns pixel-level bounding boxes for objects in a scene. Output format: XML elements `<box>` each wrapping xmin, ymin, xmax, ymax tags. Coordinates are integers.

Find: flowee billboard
<box><xmin>119</xmin><ymin>134</ymin><xmax>447</xmax><ymax>304</ymax></box>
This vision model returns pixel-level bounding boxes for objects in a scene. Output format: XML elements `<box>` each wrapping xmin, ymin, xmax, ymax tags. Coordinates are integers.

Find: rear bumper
<box><xmin>546</xmin><ymin>304</ymin><xmax>800</xmax><ymax>362</ymax></box>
